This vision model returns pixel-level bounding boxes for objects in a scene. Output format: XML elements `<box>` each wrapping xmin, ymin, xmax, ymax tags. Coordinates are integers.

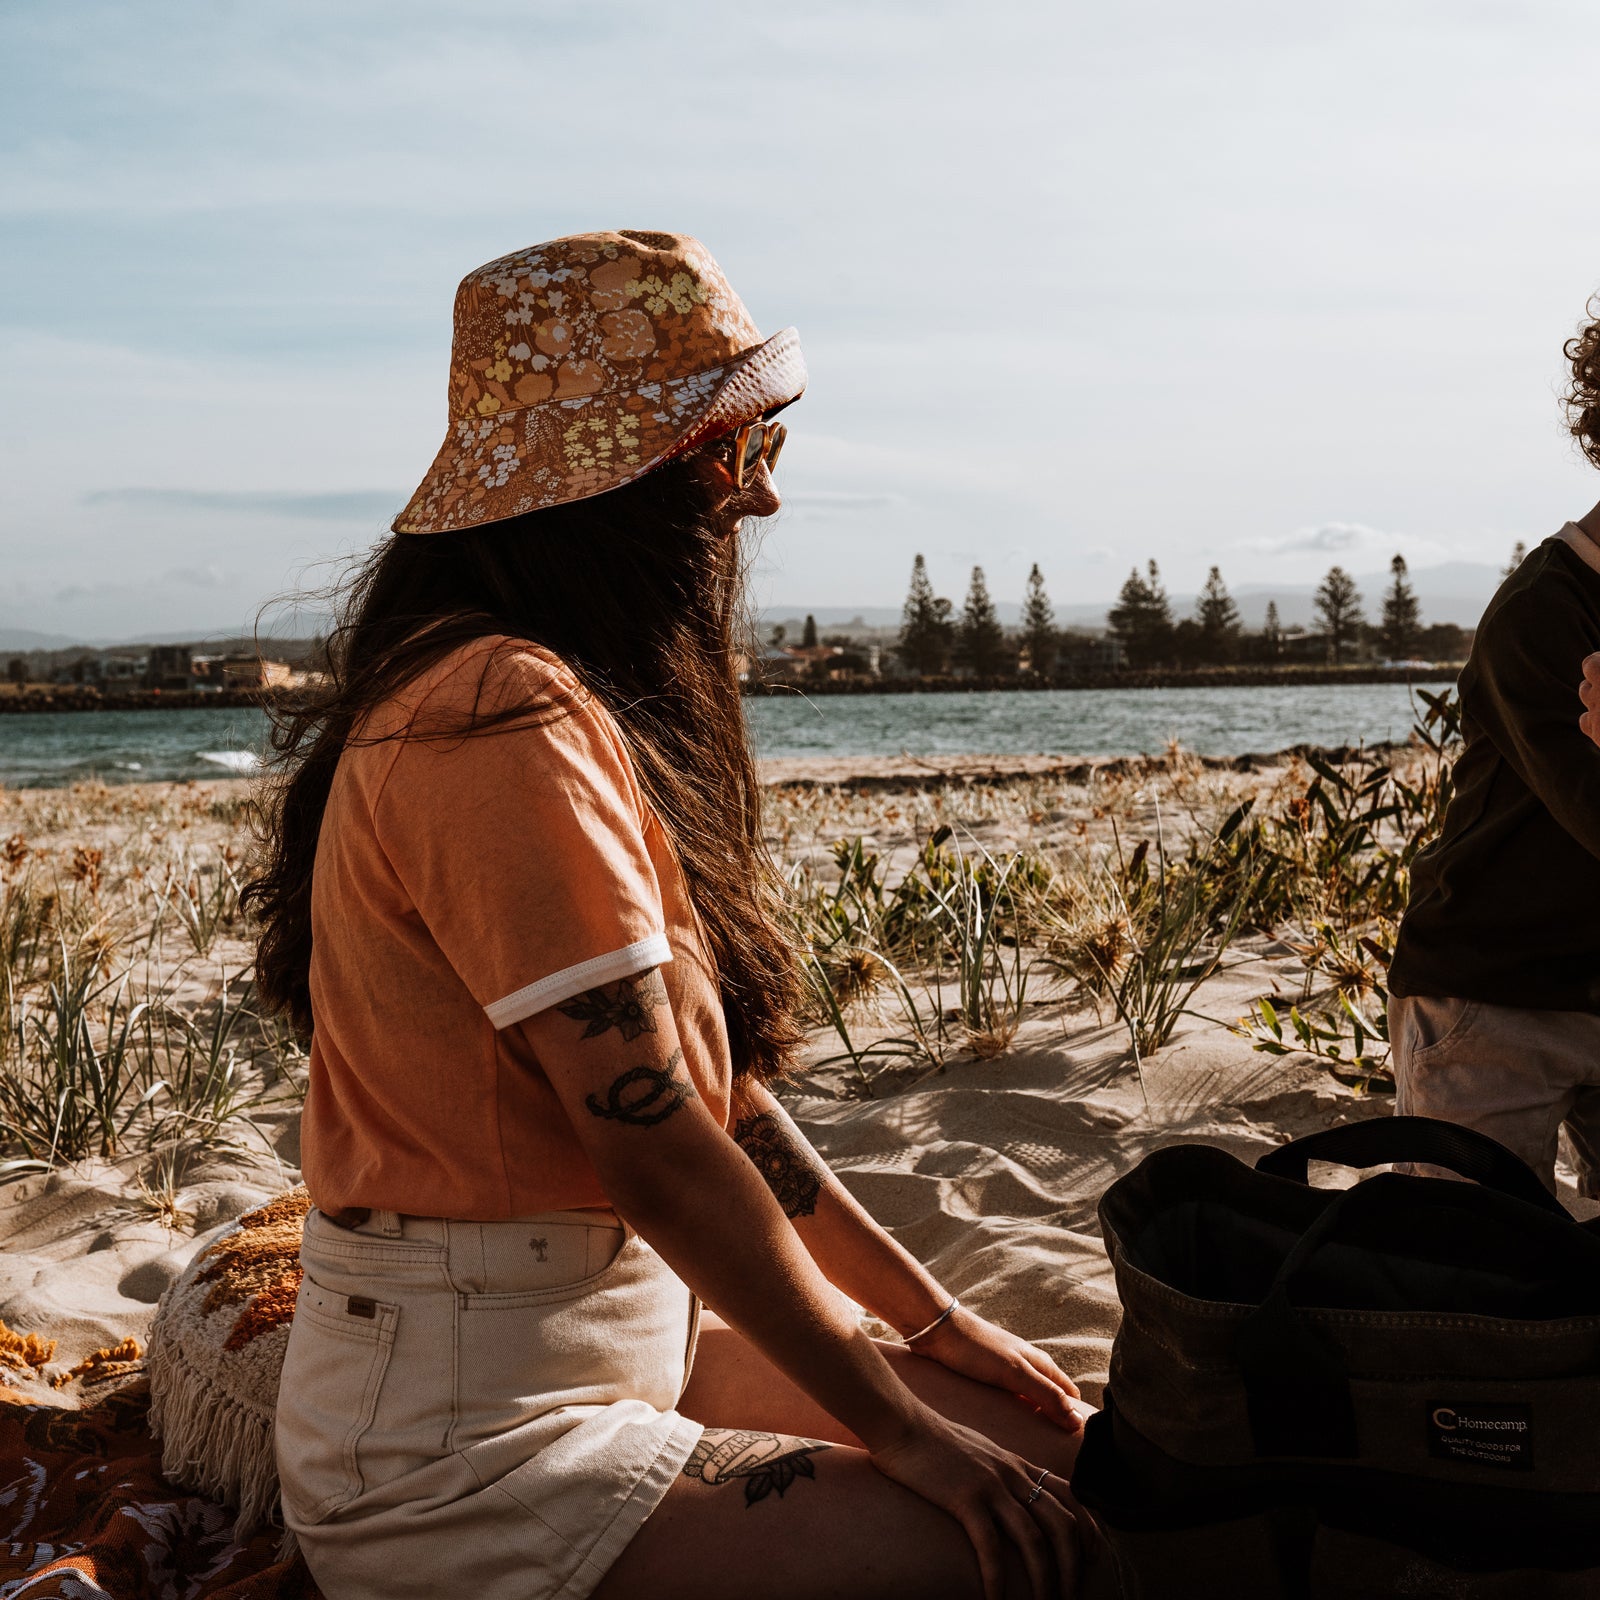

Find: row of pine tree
<box><xmin>890</xmin><ymin>550</ymin><xmax>1492</xmax><ymax>677</ymax></box>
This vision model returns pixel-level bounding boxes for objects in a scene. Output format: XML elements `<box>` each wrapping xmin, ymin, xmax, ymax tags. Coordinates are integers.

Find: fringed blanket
<box><xmin>0</xmin><ymin>1384</ymin><xmax>318</xmax><ymax>1600</ymax></box>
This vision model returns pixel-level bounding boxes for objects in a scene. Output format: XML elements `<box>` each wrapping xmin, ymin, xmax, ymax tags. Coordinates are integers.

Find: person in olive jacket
<box><xmin>1389</xmin><ymin>304</ymin><xmax>1600</xmax><ymax>1194</ymax></box>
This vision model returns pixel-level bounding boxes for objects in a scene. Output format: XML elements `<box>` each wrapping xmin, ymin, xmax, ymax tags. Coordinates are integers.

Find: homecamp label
<box><xmin>1426</xmin><ymin>1402</ymin><xmax>1533</xmax><ymax>1471</ymax></box>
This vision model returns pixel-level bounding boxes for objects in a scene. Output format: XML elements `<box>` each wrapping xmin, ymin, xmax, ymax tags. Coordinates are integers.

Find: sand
<box><xmin>4</xmin><ymin>754</ymin><xmax>1584</xmax><ymax>1410</ymax></box>
<box><xmin>0</xmin><ymin>934</ymin><xmax>1372</xmax><ymax>1407</ymax></box>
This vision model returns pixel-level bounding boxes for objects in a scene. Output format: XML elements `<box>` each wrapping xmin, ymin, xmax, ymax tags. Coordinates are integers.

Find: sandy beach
<box><xmin>5</xmin><ymin>748</ymin><xmax>1585</xmax><ymax>1409</ymax></box>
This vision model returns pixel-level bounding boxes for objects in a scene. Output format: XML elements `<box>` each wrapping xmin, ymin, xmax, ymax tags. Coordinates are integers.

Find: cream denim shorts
<box><xmin>276</xmin><ymin>1206</ymin><xmax>703</xmax><ymax>1600</ymax></box>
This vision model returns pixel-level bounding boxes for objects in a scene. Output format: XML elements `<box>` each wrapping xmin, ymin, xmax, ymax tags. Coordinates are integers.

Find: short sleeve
<box><xmin>370</xmin><ymin>655</ymin><xmax>671</xmax><ymax>1030</ymax></box>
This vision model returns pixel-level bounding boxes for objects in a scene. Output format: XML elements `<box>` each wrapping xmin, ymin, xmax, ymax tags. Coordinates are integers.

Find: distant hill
<box><xmin>0</xmin><ymin>628</ymin><xmax>80</xmax><ymax>652</ymax></box>
<box><xmin>0</xmin><ymin>622</ymin><xmax>328</xmax><ymax>654</ymax></box>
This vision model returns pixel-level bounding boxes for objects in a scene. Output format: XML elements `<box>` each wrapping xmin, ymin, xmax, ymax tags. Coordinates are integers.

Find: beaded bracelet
<box><xmin>903</xmin><ymin>1297</ymin><xmax>960</xmax><ymax>1345</ymax></box>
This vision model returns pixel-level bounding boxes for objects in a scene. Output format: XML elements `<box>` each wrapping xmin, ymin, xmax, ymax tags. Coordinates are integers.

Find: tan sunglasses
<box><xmin>723</xmin><ymin>417</ymin><xmax>787</xmax><ymax>488</ymax></box>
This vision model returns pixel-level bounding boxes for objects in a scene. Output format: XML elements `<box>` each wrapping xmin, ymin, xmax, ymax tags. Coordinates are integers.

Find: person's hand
<box><xmin>869</xmin><ymin>1406</ymin><xmax>1082</xmax><ymax>1600</ymax></box>
<box><xmin>913</xmin><ymin>1305</ymin><xmax>1086</xmax><ymax>1434</ymax></box>
<box><xmin>1580</xmin><ymin>653</ymin><xmax>1600</xmax><ymax>747</ymax></box>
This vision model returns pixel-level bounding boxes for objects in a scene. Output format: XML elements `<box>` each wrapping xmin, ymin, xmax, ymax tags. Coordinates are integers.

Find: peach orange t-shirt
<box><xmin>301</xmin><ymin>636</ymin><xmax>732</xmax><ymax>1219</ymax></box>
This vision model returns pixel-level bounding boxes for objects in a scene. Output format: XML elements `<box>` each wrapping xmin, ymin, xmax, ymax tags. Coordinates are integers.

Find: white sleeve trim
<box><xmin>483</xmin><ymin>934</ymin><xmax>674</xmax><ymax>1029</ymax></box>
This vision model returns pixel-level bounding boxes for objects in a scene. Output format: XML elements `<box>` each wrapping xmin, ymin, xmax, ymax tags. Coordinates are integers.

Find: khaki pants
<box><xmin>1390</xmin><ymin>994</ymin><xmax>1600</xmax><ymax>1195</ymax></box>
<box><xmin>276</xmin><ymin>1206</ymin><xmax>703</xmax><ymax>1600</ymax></box>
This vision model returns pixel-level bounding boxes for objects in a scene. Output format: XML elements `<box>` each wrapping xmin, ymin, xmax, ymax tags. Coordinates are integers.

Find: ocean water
<box><xmin>0</xmin><ymin>707</ymin><xmax>277</xmax><ymax>789</ymax></box>
<box><xmin>749</xmin><ymin>682</ymin><xmax>1435</xmax><ymax>761</ymax></box>
<box><xmin>0</xmin><ymin>682</ymin><xmax>1440</xmax><ymax>789</ymax></box>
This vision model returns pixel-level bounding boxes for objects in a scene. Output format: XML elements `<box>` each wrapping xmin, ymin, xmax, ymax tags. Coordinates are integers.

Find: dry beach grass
<box><xmin>11</xmin><ymin>693</ymin><xmax>1581</xmax><ymax>1407</ymax></box>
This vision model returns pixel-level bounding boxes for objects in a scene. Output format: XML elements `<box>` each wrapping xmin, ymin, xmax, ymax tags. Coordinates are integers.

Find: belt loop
<box><xmin>376</xmin><ymin>1210</ymin><xmax>403</xmax><ymax>1238</ymax></box>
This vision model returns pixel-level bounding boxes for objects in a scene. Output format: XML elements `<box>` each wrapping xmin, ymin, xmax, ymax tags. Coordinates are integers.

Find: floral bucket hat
<box><xmin>393</xmin><ymin>229</ymin><xmax>805</xmax><ymax>534</ymax></box>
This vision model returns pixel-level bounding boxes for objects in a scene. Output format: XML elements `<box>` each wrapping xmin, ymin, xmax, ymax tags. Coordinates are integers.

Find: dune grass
<box><xmin>0</xmin><ymin>782</ymin><xmax>300</xmax><ymax>1175</ymax></box>
<box><xmin>0</xmin><ymin>694</ymin><xmax>1459</xmax><ymax>1167</ymax></box>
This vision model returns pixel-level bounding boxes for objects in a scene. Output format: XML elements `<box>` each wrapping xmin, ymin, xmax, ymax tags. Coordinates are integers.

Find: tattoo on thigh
<box><xmin>733</xmin><ymin>1111</ymin><xmax>823</xmax><ymax>1219</ymax></box>
<box><xmin>584</xmin><ymin>1050</ymin><xmax>696</xmax><ymax>1127</ymax></box>
<box><xmin>558</xmin><ymin>970</ymin><xmax>668</xmax><ymax>1040</ymax></box>
<box><xmin>682</xmin><ymin>1429</ymin><xmax>833</xmax><ymax>1506</ymax></box>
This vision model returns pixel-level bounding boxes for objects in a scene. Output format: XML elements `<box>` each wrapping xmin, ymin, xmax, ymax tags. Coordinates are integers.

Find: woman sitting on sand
<box><xmin>247</xmin><ymin>231</ymin><xmax>1091</xmax><ymax>1600</ymax></box>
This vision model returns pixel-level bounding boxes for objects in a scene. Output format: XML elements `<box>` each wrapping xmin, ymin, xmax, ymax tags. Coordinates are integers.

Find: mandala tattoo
<box><xmin>557</xmin><ymin>970</ymin><xmax>668</xmax><ymax>1041</ymax></box>
<box><xmin>681</xmin><ymin>1429</ymin><xmax>833</xmax><ymax>1507</ymax></box>
<box><xmin>733</xmin><ymin>1111</ymin><xmax>822</xmax><ymax>1219</ymax></box>
<box><xmin>584</xmin><ymin>1051</ymin><xmax>696</xmax><ymax>1127</ymax></box>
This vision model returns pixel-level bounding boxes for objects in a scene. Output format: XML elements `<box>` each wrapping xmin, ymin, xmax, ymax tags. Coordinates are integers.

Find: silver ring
<box><xmin>1026</xmin><ymin>1466</ymin><xmax>1049</xmax><ymax>1504</ymax></box>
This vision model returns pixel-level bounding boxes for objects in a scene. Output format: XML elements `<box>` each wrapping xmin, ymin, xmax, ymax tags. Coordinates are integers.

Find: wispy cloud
<box><xmin>1246</xmin><ymin>521</ymin><xmax>1383</xmax><ymax>556</ymax></box>
<box><xmin>83</xmin><ymin>488</ymin><xmax>401</xmax><ymax>521</ymax></box>
<box><xmin>782</xmin><ymin>491</ymin><xmax>906</xmax><ymax>515</ymax></box>
<box><xmin>53</xmin><ymin>563</ymin><xmax>229</xmax><ymax>602</ymax></box>
<box><xmin>1238</xmin><ymin>521</ymin><xmax>1463</xmax><ymax>569</ymax></box>
<box><xmin>164</xmin><ymin>563</ymin><xmax>229</xmax><ymax>588</ymax></box>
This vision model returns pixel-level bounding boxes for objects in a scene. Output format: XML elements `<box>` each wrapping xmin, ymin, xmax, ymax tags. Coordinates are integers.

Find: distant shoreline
<box><xmin>0</xmin><ymin>743</ymin><xmax>1408</xmax><ymax>797</ymax></box>
<box><xmin>0</xmin><ymin>688</ymin><xmax>274</xmax><ymax>715</ymax></box>
<box><xmin>0</xmin><ymin>663</ymin><xmax>1460</xmax><ymax>714</ymax></box>
<box><xmin>747</xmin><ymin>664</ymin><xmax>1461</xmax><ymax>695</ymax></box>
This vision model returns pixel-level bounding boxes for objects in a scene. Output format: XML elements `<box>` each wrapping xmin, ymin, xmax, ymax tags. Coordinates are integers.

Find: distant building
<box><xmin>97</xmin><ymin>652</ymin><xmax>146</xmax><ymax>683</ymax></box>
<box><xmin>1278</xmin><ymin>628</ymin><xmax>1333</xmax><ymax>664</ymax></box>
<box><xmin>221</xmin><ymin>655</ymin><xmax>293</xmax><ymax>689</ymax></box>
<box><xmin>1057</xmin><ymin>632</ymin><xmax>1126</xmax><ymax>674</ymax></box>
<box><xmin>145</xmin><ymin>644</ymin><xmax>195</xmax><ymax>690</ymax></box>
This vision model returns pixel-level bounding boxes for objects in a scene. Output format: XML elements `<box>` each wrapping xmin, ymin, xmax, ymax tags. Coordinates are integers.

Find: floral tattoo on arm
<box><xmin>733</xmin><ymin>1110</ymin><xmax>824</xmax><ymax>1219</ymax></box>
<box><xmin>584</xmin><ymin>1049</ymin><xmax>696</xmax><ymax>1127</ymax></box>
<box><xmin>557</xmin><ymin>969</ymin><xmax>668</xmax><ymax>1040</ymax></box>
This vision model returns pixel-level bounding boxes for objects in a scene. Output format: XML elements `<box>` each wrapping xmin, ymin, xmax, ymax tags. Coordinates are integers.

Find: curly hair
<box><xmin>1564</xmin><ymin>298</ymin><xmax>1600</xmax><ymax>469</ymax></box>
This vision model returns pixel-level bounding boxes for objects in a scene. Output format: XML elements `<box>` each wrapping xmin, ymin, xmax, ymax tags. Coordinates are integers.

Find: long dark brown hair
<box><xmin>243</xmin><ymin>454</ymin><xmax>803</xmax><ymax>1083</ymax></box>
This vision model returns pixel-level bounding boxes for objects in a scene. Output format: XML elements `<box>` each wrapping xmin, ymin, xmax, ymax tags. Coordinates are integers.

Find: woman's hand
<box><xmin>869</xmin><ymin>1406</ymin><xmax>1081</xmax><ymax>1600</ymax></box>
<box><xmin>912</xmin><ymin>1305</ymin><xmax>1086</xmax><ymax>1434</ymax></box>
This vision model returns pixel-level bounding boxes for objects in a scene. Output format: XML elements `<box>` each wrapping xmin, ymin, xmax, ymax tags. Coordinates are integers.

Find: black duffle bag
<box><xmin>1070</xmin><ymin>1117</ymin><xmax>1600</xmax><ymax>1597</ymax></box>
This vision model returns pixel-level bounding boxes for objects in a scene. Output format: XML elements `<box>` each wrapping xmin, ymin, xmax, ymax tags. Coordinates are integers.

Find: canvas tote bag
<box><xmin>1070</xmin><ymin>1117</ymin><xmax>1600</xmax><ymax>1597</ymax></box>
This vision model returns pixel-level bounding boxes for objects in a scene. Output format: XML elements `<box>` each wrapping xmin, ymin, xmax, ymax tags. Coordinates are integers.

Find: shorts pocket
<box><xmin>453</xmin><ymin>1233</ymin><xmax>667</xmax><ymax>1448</ymax></box>
<box><xmin>276</xmin><ymin>1272</ymin><xmax>398</xmax><ymax>1523</ymax></box>
<box><xmin>1402</xmin><ymin>997</ymin><xmax>1482</xmax><ymax>1063</ymax></box>
<box><xmin>459</xmin><ymin>1221</ymin><xmax>630</xmax><ymax>1310</ymax></box>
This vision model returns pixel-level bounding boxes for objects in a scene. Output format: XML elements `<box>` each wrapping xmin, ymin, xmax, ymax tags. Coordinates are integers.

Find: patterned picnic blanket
<box><xmin>0</xmin><ymin>1384</ymin><xmax>318</xmax><ymax>1600</ymax></box>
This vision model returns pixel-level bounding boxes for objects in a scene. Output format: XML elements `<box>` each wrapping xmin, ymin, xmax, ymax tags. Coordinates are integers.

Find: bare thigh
<box><xmin>680</xmin><ymin>1315</ymin><xmax>1089</xmax><ymax>1478</ymax></box>
<box><xmin>592</xmin><ymin>1316</ymin><xmax>1091</xmax><ymax>1600</ymax></box>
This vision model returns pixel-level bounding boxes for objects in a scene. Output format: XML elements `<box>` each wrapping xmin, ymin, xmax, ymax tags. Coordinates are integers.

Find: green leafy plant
<box><xmin>1097</xmin><ymin>804</ymin><xmax>1271</xmax><ymax>1077</ymax></box>
<box><xmin>1244</xmin><ymin>991</ymin><xmax>1391</xmax><ymax>1093</ymax></box>
<box><xmin>1241</xmin><ymin>923</ymin><xmax>1394</xmax><ymax>1091</ymax></box>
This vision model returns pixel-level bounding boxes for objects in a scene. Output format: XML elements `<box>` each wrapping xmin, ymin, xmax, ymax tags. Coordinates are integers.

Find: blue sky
<box><xmin>4</xmin><ymin>0</ymin><xmax>1600</xmax><ymax>640</ymax></box>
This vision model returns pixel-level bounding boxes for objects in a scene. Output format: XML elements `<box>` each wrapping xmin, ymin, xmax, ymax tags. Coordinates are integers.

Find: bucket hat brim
<box><xmin>392</xmin><ymin>325</ymin><xmax>805</xmax><ymax>536</ymax></box>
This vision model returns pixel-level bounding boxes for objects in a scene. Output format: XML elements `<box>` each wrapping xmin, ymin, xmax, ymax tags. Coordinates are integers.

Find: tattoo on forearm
<box><xmin>584</xmin><ymin>1050</ymin><xmax>696</xmax><ymax>1127</ymax></box>
<box><xmin>558</xmin><ymin>970</ymin><xmax>668</xmax><ymax>1040</ymax></box>
<box><xmin>682</xmin><ymin>1429</ymin><xmax>832</xmax><ymax>1506</ymax></box>
<box><xmin>733</xmin><ymin>1111</ymin><xmax>823</xmax><ymax>1219</ymax></box>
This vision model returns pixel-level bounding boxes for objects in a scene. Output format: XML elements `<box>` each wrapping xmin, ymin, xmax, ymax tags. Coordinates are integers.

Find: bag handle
<box><xmin>1234</xmin><ymin>1177</ymin><xmax>1398</xmax><ymax>1460</ymax></box>
<box><xmin>1256</xmin><ymin>1115</ymin><xmax>1565</xmax><ymax>1217</ymax></box>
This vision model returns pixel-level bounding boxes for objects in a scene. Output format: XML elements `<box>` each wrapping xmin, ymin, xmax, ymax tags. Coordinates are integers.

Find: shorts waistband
<box><xmin>317</xmin><ymin>1206</ymin><xmax>623</xmax><ymax>1245</ymax></box>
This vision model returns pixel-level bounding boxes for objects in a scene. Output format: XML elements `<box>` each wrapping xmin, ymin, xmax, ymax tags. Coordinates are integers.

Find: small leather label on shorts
<box><xmin>1427</xmin><ymin>1402</ymin><xmax>1532</xmax><ymax>1470</ymax></box>
<box><xmin>346</xmin><ymin>1296</ymin><xmax>377</xmax><ymax>1319</ymax></box>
